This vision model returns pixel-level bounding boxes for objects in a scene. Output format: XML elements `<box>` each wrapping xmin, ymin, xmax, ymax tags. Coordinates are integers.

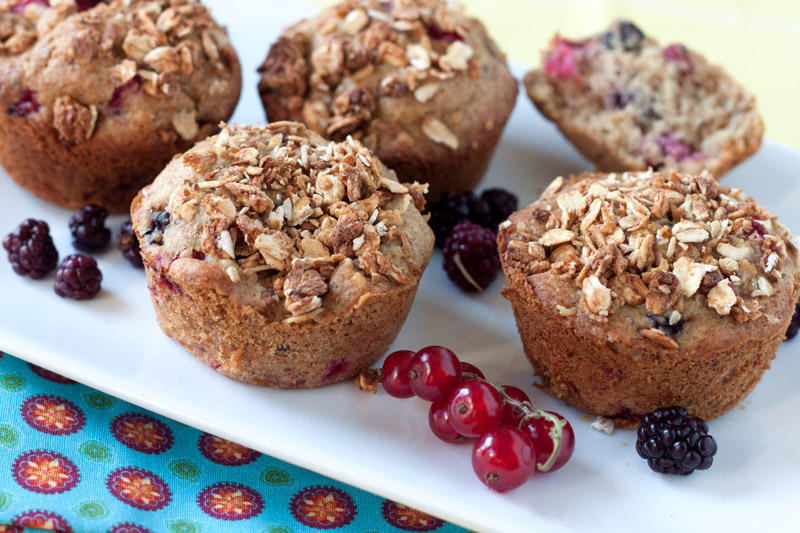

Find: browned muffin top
<box><xmin>0</xmin><ymin>0</ymin><xmax>239</xmax><ymax>146</ymax></box>
<box><xmin>258</xmin><ymin>0</ymin><xmax>512</xmax><ymax>151</ymax></box>
<box><xmin>133</xmin><ymin>121</ymin><xmax>431</xmax><ymax>323</ymax></box>
<box><xmin>499</xmin><ymin>171</ymin><xmax>799</xmax><ymax>348</ymax></box>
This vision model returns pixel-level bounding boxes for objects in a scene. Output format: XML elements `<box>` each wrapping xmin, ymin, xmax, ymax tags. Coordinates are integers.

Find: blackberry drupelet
<box><xmin>429</xmin><ymin>192</ymin><xmax>492</xmax><ymax>247</ymax></box>
<box><xmin>117</xmin><ymin>220</ymin><xmax>144</xmax><ymax>268</ymax></box>
<box><xmin>636</xmin><ymin>406</ymin><xmax>717</xmax><ymax>475</ymax></box>
<box><xmin>54</xmin><ymin>254</ymin><xmax>103</xmax><ymax>300</ymax></box>
<box><xmin>442</xmin><ymin>221</ymin><xmax>500</xmax><ymax>292</ymax></box>
<box><xmin>481</xmin><ymin>188</ymin><xmax>518</xmax><ymax>229</ymax></box>
<box><xmin>69</xmin><ymin>205</ymin><xmax>111</xmax><ymax>252</ymax></box>
<box><xmin>3</xmin><ymin>219</ymin><xmax>58</xmax><ymax>279</ymax></box>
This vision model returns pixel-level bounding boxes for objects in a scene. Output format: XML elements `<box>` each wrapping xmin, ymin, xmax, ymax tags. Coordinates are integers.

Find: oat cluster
<box><xmin>1</xmin><ymin>0</ymin><xmax>237</xmax><ymax>144</ymax></box>
<box><xmin>500</xmin><ymin>171</ymin><xmax>795</xmax><ymax>349</ymax></box>
<box><xmin>145</xmin><ymin>122</ymin><xmax>427</xmax><ymax>323</ymax></box>
<box><xmin>258</xmin><ymin>0</ymin><xmax>480</xmax><ymax>150</ymax></box>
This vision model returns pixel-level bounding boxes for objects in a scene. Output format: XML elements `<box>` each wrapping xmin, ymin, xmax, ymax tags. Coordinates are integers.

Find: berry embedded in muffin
<box><xmin>0</xmin><ymin>0</ymin><xmax>242</xmax><ymax>212</ymax></box>
<box><xmin>257</xmin><ymin>0</ymin><xmax>517</xmax><ymax>202</ymax></box>
<box><xmin>523</xmin><ymin>21</ymin><xmax>764</xmax><ymax>178</ymax></box>
<box><xmin>132</xmin><ymin>121</ymin><xmax>434</xmax><ymax>388</ymax></box>
<box><xmin>498</xmin><ymin>170</ymin><xmax>800</xmax><ymax>424</ymax></box>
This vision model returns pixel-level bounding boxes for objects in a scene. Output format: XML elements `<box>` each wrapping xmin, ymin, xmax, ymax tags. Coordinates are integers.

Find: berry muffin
<box><xmin>257</xmin><ymin>0</ymin><xmax>517</xmax><ymax>202</ymax></box>
<box><xmin>131</xmin><ymin>122</ymin><xmax>434</xmax><ymax>388</ymax></box>
<box><xmin>0</xmin><ymin>0</ymin><xmax>241</xmax><ymax>212</ymax></box>
<box><xmin>523</xmin><ymin>21</ymin><xmax>763</xmax><ymax>177</ymax></box>
<box><xmin>498</xmin><ymin>170</ymin><xmax>800</xmax><ymax>425</ymax></box>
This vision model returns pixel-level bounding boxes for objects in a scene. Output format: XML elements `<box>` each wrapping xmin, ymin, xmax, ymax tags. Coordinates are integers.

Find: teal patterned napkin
<box><xmin>0</xmin><ymin>352</ymin><xmax>469</xmax><ymax>533</ymax></box>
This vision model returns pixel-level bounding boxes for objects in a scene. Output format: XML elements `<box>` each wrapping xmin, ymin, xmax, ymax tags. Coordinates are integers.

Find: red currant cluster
<box><xmin>378</xmin><ymin>346</ymin><xmax>575</xmax><ymax>492</ymax></box>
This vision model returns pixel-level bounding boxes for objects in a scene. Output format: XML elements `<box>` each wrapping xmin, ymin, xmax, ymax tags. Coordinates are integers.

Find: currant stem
<box><xmin>518</xmin><ymin>410</ymin><xmax>565</xmax><ymax>472</ymax></box>
<box><xmin>461</xmin><ymin>374</ymin><xmax>564</xmax><ymax>472</ymax></box>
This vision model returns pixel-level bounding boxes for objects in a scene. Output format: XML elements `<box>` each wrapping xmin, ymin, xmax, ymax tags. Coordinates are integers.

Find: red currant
<box><xmin>519</xmin><ymin>411</ymin><xmax>575</xmax><ymax>473</ymax></box>
<box><xmin>380</xmin><ymin>350</ymin><xmax>416</xmax><ymax>398</ymax></box>
<box><xmin>409</xmin><ymin>346</ymin><xmax>462</xmax><ymax>401</ymax></box>
<box><xmin>428</xmin><ymin>397</ymin><xmax>468</xmax><ymax>443</ymax></box>
<box><xmin>446</xmin><ymin>380</ymin><xmax>503</xmax><ymax>437</ymax></box>
<box><xmin>472</xmin><ymin>426</ymin><xmax>535</xmax><ymax>492</ymax></box>
<box><xmin>500</xmin><ymin>385</ymin><xmax>531</xmax><ymax>427</ymax></box>
<box><xmin>460</xmin><ymin>361</ymin><xmax>485</xmax><ymax>380</ymax></box>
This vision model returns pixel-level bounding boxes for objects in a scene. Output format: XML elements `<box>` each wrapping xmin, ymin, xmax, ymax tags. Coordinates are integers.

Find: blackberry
<box><xmin>54</xmin><ymin>254</ymin><xmax>102</xmax><ymax>300</ymax></box>
<box><xmin>442</xmin><ymin>221</ymin><xmax>500</xmax><ymax>292</ymax></box>
<box><xmin>648</xmin><ymin>313</ymin><xmax>684</xmax><ymax>337</ymax></box>
<box><xmin>481</xmin><ymin>188</ymin><xmax>518</xmax><ymax>229</ymax></box>
<box><xmin>608</xmin><ymin>90</ymin><xmax>634</xmax><ymax>110</ymax></box>
<box><xmin>602</xmin><ymin>20</ymin><xmax>645</xmax><ymax>52</ymax></box>
<box><xmin>428</xmin><ymin>192</ymin><xmax>491</xmax><ymax>247</ymax></box>
<box><xmin>143</xmin><ymin>210</ymin><xmax>171</xmax><ymax>245</ymax></box>
<box><xmin>69</xmin><ymin>205</ymin><xmax>111</xmax><ymax>252</ymax></box>
<box><xmin>118</xmin><ymin>220</ymin><xmax>144</xmax><ymax>268</ymax></box>
<box><xmin>785</xmin><ymin>299</ymin><xmax>800</xmax><ymax>341</ymax></box>
<box><xmin>635</xmin><ymin>406</ymin><xmax>717</xmax><ymax>475</ymax></box>
<box><xmin>2</xmin><ymin>219</ymin><xmax>58</xmax><ymax>279</ymax></box>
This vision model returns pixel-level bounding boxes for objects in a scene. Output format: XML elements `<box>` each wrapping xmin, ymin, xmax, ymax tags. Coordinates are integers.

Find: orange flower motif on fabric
<box><xmin>382</xmin><ymin>500</ymin><xmax>444</xmax><ymax>531</ymax></box>
<box><xmin>12</xmin><ymin>510</ymin><xmax>72</xmax><ymax>532</ymax></box>
<box><xmin>111</xmin><ymin>413</ymin><xmax>174</xmax><ymax>454</ymax></box>
<box><xmin>107</xmin><ymin>467</ymin><xmax>171</xmax><ymax>512</ymax></box>
<box><xmin>21</xmin><ymin>395</ymin><xmax>85</xmax><ymax>435</ymax></box>
<box><xmin>290</xmin><ymin>486</ymin><xmax>357</xmax><ymax>529</ymax></box>
<box><xmin>13</xmin><ymin>450</ymin><xmax>80</xmax><ymax>494</ymax></box>
<box><xmin>197</xmin><ymin>482</ymin><xmax>264</xmax><ymax>520</ymax></box>
<box><xmin>198</xmin><ymin>433</ymin><xmax>260</xmax><ymax>466</ymax></box>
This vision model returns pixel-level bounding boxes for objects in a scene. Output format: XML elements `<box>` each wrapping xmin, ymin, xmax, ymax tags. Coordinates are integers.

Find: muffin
<box><xmin>131</xmin><ymin>121</ymin><xmax>434</xmax><ymax>388</ymax></box>
<box><xmin>257</xmin><ymin>0</ymin><xmax>517</xmax><ymax>202</ymax></box>
<box><xmin>523</xmin><ymin>21</ymin><xmax>763</xmax><ymax>177</ymax></box>
<box><xmin>0</xmin><ymin>0</ymin><xmax>241</xmax><ymax>212</ymax></box>
<box><xmin>498</xmin><ymin>170</ymin><xmax>800</xmax><ymax>424</ymax></box>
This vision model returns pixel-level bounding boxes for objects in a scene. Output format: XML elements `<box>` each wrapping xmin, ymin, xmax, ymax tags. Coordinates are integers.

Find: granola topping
<box><xmin>146</xmin><ymin>122</ymin><xmax>426</xmax><ymax>322</ymax></box>
<box><xmin>499</xmin><ymin>171</ymin><xmax>798</xmax><ymax>345</ymax></box>
<box><xmin>258</xmin><ymin>0</ymin><xmax>481</xmax><ymax>146</ymax></box>
<box><xmin>1</xmin><ymin>0</ymin><xmax>238</xmax><ymax>141</ymax></box>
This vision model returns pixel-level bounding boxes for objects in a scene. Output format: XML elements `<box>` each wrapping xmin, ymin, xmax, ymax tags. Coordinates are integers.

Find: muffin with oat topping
<box><xmin>131</xmin><ymin>121</ymin><xmax>434</xmax><ymax>388</ymax></box>
<box><xmin>498</xmin><ymin>170</ymin><xmax>800</xmax><ymax>424</ymax></box>
<box><xmin>257</xmin><ymin>0</ymin><xmax>516</xmax><ymax>202</ymax></box>
<box><xmin>0</xmin><ymin>0</ymin><xmax>241</xmax><ymax>212</ymax></box>
<box><xmin>523</xmin><ymin>21</ymin><xmax>763</xmax><ymax>177</ymax></box>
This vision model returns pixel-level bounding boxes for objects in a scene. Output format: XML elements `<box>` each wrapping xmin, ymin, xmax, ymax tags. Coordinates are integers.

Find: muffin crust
<box><xmin>498</xmin><ymin>171</ymin><xmax>800</xmax><ymax>423</ymax></box>
<box><xmin>132</xmin><ymin>121</ymin><xmax>434</xmax><ymax>388</ymax></box>
<box><xmin>257</xmin><ymin>0</ymin><xmax>517</xmax><ymax>202</ymax></box>
<box><xmin>0</xmin><ymin>0</ymin><xmax>241</xmax><ymax>212</ymax></box>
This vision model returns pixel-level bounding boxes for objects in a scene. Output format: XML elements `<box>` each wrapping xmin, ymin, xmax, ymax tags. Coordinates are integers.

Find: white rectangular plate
<box><xmin>1</xmin><ymin>2</ymin><xmax>799</xmax><ymax>531</ymax></box>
